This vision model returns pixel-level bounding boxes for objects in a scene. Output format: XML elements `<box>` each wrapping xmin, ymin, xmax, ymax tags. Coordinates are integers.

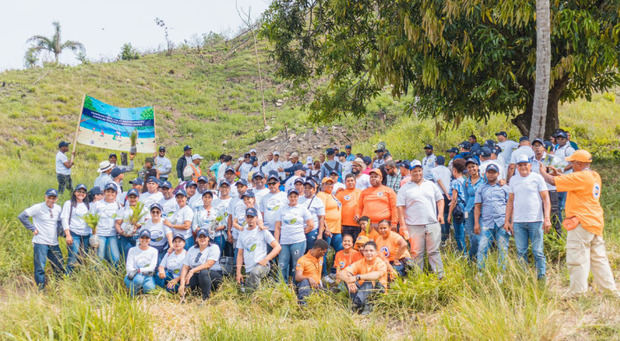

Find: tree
<box><xmin>262</xmin><ymin>1</ymin><xmax>620</xmax><ymax>138</ymax></box>
<box><xmin>25</xmin><ymin>22</ymin><xmax>85</xmax><ymax>67</ymax></box>
<box><xmin>530</xmin><ymin>0</ymin><xmax>551</xmax><ymax>139</ymax></box>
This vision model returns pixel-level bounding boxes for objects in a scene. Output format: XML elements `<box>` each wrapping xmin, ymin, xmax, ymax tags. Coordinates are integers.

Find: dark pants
<box><xmin>349</xmin><ymin>281</ymin><xmax>385</xmax><ymax>312</ymax></box>
<box><xmin>155</xmin><ymin>270</ymin><xmax>180</xmax><ymax>293</ymax></box>
<box><xmin>33</xmin><ymin>243</ymin><xmax>65</xmax><ymax>289</ymax></box>
<box><xmin>342</xmin><ymin>225</ymin><xmax>361</xmax><ymax>242</ymax></box>
<box><xmin>296</xmin><ymin>278</ymin><xmax>323</xmax><ymax>304</ymax></box>
<box><xmin>118</xmin><ymin>235</ymin><xmax>137</xmax><ymax>261</ymax></box>
<box><xmin>56</xmin><ymin>174</ymin><xmax>73</xmax><ymax>195</ymax></box>
<box><xmin>549</xmin><ymin>190</ymin><xmax>562</xmax><ymax>236</ymax></box>
<box><xmin>440</xmin><ymin>195</ymin><xmax>451</xmax><ymax>243</ymax></box>
<box><xmin>188</xmin><ymin>269</ymin><xmax>223</xmax><ymax>299</ymax></box>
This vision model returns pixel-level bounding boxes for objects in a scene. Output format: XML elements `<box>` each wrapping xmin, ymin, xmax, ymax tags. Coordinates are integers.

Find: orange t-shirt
<box><xmin>317</xmin><ymin>191</ymin><xmax>342</xmax><ymax>234</ymax></box>
<box><xmin>356</xmin><ymin>185</ymin><xmax>398</xmax><ymax>226</ymax></box>
<box><xmin>336</xmin><ymin>188</ymin><xmax>362</xmax><ymax>226</ymax></box>
<box><xmin>555</xmin><ymin>170</ymin><xmax>604</xmax><ymax>236</ymax></box>
<box><xmin>345</xmin><ymin>257</ymin><xmax>388</xmax><ymax>288</ymax></box>
<box><xmin>295</xmin><ymin>252</ymin><xmax>323</xmax><ymax>284</ymax></box>
<box><xmin>375</xmin><ymin>231</ymin><xmax>411</xmax><ymax>262</ymax></box>
<box><xmin>333</xmin><ymin>249</ymin><xmax>363</xmax><ymax>274</ymax></box>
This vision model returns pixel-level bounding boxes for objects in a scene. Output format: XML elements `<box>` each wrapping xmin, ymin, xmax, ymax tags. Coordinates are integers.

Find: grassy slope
<box><xmin>1</xmin><ymin>35</ymin><xmax>620</xmax><ymax>339</ymax></box>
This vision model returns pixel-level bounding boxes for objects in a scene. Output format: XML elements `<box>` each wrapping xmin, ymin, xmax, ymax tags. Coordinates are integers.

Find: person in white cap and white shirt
<box><xmin>267</xmin><ymin>151</ymin><xmax>285</xmax><ymax>181</ymax></box>
<box><xmin>94</xmin><ymin>161</ymin><xmax>114</xmax><ymax>191</ymax></box>
<box><xmin>183</xmin><ymin>154</ymin><xmax>204</xmax><ymax>182</ymax></box>
<box><xmin>18</xmin><ymin>188</ymin><xmax>63</xmax><ymax>289</ymax></box>
<box><xmin>154</xmin><ymin>146</ymin><xmax>172</xmax><ymax>181</ymax></box>
<box><xmin>351</xmin><ymin>158</ymin><xmax>371</xmax><ymax>190</ymax></box>
<box><xmin>55</xmin><ymin>141</ymin><xmax>73</xmax><ymax>195</ymax></box>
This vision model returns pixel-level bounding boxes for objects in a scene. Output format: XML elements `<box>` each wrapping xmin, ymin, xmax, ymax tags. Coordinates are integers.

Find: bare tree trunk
<box><xmin>530</xmin><ymin>0</ymin><xmax>551</xmax><ymax>139</ymax></box>
<box><xmin>250</xmin><ymin>28</ymin><xmax>268</xmax><ymax>128</ymax></box>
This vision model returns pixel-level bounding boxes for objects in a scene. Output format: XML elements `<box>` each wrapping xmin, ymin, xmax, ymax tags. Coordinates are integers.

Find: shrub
<box><xmin>119</xmin><ymin>43</ymin><xmax>140</xmax><ymax>61</ymax></box>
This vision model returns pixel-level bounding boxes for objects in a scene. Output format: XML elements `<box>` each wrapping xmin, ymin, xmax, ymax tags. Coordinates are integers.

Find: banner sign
<box><xmin>76</xmin><ymin>95</ymin><xmax>155</xmax><ymax>153</ymax></box>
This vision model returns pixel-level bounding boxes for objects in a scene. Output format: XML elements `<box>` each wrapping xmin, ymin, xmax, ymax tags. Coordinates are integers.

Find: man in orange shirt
<box><xmin>338</xmin><ymin>241</ymin><xmax>387</xmax><ymax>314</ymax></box>
<box><xmin>295</xmin><ymin>240</ymin><xmax>329</xmax><ymax>304</ymax></box>
<box><xmin>336</xmin><ymin>174</ymin><xmax>362</xmax><ymax>240</ymax></box>
<box><xmin>356</xmin><ymin>169</ymin><xmax>406</xmax><ymax>239</ymax></box>
<box><xmin>539</xmin><ymin>150</ymin><xmax>617</xmax><ymax>296</ymax></box>
<box><xmin>375</xmin><ymin>219</ymin><xmax>412</xmax><ymax>276</ymax></box>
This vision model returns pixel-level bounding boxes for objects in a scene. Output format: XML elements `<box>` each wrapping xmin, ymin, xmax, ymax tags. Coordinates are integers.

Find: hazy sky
<box><xmin>0</xmin><ymin>0</ymin><xmax>271</xmax><ymax>71</ymax></box>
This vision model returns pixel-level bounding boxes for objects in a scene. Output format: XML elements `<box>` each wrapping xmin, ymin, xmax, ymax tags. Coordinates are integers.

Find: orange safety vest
<box><xmin>190</xmin><ymin>163</ymin><xmax>202</xmax><ymax>182</ymax></box>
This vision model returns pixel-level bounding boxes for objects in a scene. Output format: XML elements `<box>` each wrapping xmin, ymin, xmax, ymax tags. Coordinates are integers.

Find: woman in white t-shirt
<box><xmin>178</xmin><ymin>229</ymin><xmax>223</xmax><ymax>300</ymax></box>
<box><xmin>156</xmin><ymin>234</ymin><xmax>187</xmax><ymax>292</ymax></box>
<box><xmin>141</xmin><ymin>203</ymin><xmax>173</xmax><ymax>263</ymax></box>
<box><xmin>115</xmin><ymin>188</ymin><xmax>149</xmax><ymax>260</ymax></box>
<box><xmin>91</xmin><ymin>183</ymin><xmax>121</xmax><ymax>266</ymax></box>
<box><xmin>164</xmin><ymin>190</ymin><xmax>194</xmax><ymax>249</ymax></box>
<box><xmin>61</xmin><ymin>184</ymin><xmax>91</xmax><ymax>273</ymax></box>
<box><xmin>124</xmin><ymin>229</ymin><xmax>158</xmax><ymax>296</ymax></box>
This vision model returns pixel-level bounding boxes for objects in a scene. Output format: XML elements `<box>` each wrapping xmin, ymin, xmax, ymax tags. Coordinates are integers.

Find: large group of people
<box><xmin>20</xmin><ymin>129</ymin><xmax>617</xmax><ymax>313</ymax></box>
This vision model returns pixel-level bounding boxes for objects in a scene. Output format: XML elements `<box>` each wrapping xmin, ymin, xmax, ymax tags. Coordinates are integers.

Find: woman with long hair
<box><xmin>61</xmin><ymin>184</ymin><xmax>91</xmax><ymax>273</ymax></box>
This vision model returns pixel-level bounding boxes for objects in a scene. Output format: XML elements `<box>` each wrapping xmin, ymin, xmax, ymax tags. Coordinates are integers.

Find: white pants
<box><xmin>566</xmin><ymin>225</ymin><xmax>617</xmax><ymax>294</ymax></box>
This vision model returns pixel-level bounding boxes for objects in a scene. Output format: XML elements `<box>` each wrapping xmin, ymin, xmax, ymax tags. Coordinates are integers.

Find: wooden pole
<box><xmin>152</xmin><ymin>107</ymin><xmax>157</xmax><ymax>156</ymax></box>
<box><xmin>70</xmin><ymin>94</ymin><xmax>86</xmax><ymax>163</ymax></box>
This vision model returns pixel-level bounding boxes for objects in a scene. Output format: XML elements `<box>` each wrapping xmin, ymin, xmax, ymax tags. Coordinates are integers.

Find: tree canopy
<box><xmin>25</xmin><ymin>22</ymin><xmax>85</xmax><ymax>67</ymax></box>
<box><xmin>262</xmin><ymin>0</ymin><xmax>620</xmax><ymax>137</ymax></box>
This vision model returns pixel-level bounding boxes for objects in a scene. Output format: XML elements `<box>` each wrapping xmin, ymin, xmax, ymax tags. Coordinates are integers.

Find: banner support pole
<box><xmin>70</xmin><ymin>94</ymin><xmax>86</xmax><ymax>164</ymax></box>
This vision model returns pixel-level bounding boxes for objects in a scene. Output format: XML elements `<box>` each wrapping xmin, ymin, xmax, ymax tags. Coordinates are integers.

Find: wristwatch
<box><xmin>356</xmin><ymin>275</ymin><xmax>361</xmax><ymax>281</ymax></box>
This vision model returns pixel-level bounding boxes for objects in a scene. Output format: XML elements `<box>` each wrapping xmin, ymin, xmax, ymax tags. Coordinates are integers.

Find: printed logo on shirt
<box><xmin>343</xmin><ymin>195</ymin><xmax>351</xmax><ymax>201</ymax></box>
<box><xmin>339</xmin><ymin>260</ymin><xmax>346</xmax><ymax>269</ymax></box>
<box><xmin>249</xmin><ymin>243</ymin><xmax>257</xmax><ymax>252</ymax></box>
<box><xmin>593</xmin><ymin>184</ymin><xmax>601</xmax><ymax>200</ymax></box>
<box><xmin>380</xmin><ymin>246</ymin><xmax>390</xmax><ymax>258</ymax></box>
<box><xmin>376</xmin><ymin>192</ymin><xmax>384</xmax><ymax>197</ymax></box>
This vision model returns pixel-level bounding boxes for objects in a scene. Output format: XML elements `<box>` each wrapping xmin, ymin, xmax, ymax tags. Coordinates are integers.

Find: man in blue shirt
<box><xmin>474</xmin><ymin>164</ymin><xmax>510</xmax><ymax>272</ymax></box>
<box><xmin>468</xmin><ymin>135</ymin><xmax>482</xmax><ymax>154</ymax></box>
<box><xmin>345</xmin><ymin>145</ymin><xmax>356</xmax><ymax>161</ymax></box>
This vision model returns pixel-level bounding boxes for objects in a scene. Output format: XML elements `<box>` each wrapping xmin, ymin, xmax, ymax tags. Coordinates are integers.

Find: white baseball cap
<box><xmin>192</xmin><ymin>154</ymin><xmax>204</xmax><ymax>160</ymax></box>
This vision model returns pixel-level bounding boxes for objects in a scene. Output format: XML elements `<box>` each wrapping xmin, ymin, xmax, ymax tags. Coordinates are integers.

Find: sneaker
<box><xmin>360</xmin><ymin>305</ymin><xmax>372</xmax><ymax>315</ymax></box>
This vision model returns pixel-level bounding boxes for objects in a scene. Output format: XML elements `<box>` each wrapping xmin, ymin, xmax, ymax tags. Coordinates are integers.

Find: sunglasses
<box><xmin>267</xmin><ymin>182</ymin><xmax>278</xmax><ymax>186</ymax></box>
<box><xmin>151</xmin><ymin>210</ymin><xmax>161</xmax><ymax>214</ymax></box>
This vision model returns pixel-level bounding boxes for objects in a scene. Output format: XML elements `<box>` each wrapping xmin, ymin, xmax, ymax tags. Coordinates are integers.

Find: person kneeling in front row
<box><xmin>337</xmin><ymin>241</ymin><xmax>387</xmax><ymax>315</ymax></box>
<box><xmin>125</xmin><ymin>229</ymin><xmax>158</xmax><ymax>296</ymax></box>
<box><xmin>295</xmin><ymin>239</ymin><xmax>329</xmax><ymax>304</ymax></box>
<box><xmin>179</xmin><ymin>228</ymin><xmax>223</xmax><ymax>300</ymax></box>
<box><xmin>156</xmin><ymin>233</ymin><xmax>187</xmax><ymax>292</ymax></box>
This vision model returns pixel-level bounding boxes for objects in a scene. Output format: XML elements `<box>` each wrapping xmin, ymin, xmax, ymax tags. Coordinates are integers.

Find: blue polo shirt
<box><xmin>474</xmin><ymin>182</ymin><xmax>509</xmax><ymax>228</ymax></box>
<box><xmin>464</xmin><ymin>177</ymin><xmax>484</xmax><ymax>212</ymax></box>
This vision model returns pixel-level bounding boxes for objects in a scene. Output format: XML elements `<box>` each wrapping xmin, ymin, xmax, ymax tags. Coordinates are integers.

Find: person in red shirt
<box><xmin>295</xmin><ymin>239</ymin><xmax>329</xmax><ymax>304</ymax></box>
<box><xmin>336</xmin><ymin>174</ymin><xmax>362</xmax><ymax>240</ymax></box>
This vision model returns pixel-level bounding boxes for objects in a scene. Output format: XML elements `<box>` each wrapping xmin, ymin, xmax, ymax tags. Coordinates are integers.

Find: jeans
<box><xmin>513</xmin><ymin>221</ymin><xmax>546</xmax><ymax>279</ymax></box>
<box><xmin>118</xmin><ymin>235</ymin><xmax>136</xmax><ymax>261</ymax></box>
<box><xmin>476</xmin><ymin>223</ymin><xmax>510</xmax><ymax>271</ymax></box>
<box><xmin>278</xmin><ymin>241</ymin><xmax>306</xmax><ymax>283</ymax></box>
<box><xmin>407</xmin><ymin>223</ymin><xmax>444</xmax><ymax>278</ymax></box>
<box><xmin>322</xmin><ymin>233</ymin><xmax>343</xmax><ymax>275</ymax></box>
<box><xmin>464</xmin><ymin>211</ymin><xmax>479</xmax><ymax>261</ymax></box>
<box><xmin>452</xmin><ymin>218</ymin><xmax>466</xmax><ymax>254</ymax></box>
<box><xmin>213</xmin><ymin>235</ymin><xmax>226</xmax><ymax>254</ymax></box>
<box><xmin>440</xmin><ymin>195</ymin><xmax>451</xmax><ymax>243</ymax></box>
<box><xmin>184</xmin><ymin>236</ymin><xmax>195</xmax><ymax>250</ymax></box>
<box><xmin>124</xmin><ymin>273</ymin><xmax>156</xmax><ymax>296</ymax></box>
<box><xmin>33</xmin><ymin>243</ymin><xmax>65</xmax><ymax>289</ymax></box>
<box><xmin>56</xmin><ymin>174</ymin><xmax>73</xmax><ymax>195</ymax></box>
<box><xmin>349</xmin><ymin>281</ymin><xmax>385</xmax><ymax>312</ymax></box>
<box><xmin>155</xmin><ymin>270</ymin><xmax>180</xmax><ymax>292</ymax></box>
<box><xmin>305</xmin><ymin>229</ymin><xmax>319</xmax><ymax>252</ymax></box>
<box><xmin>96</xmin><ymin>235</ymin><xmax>120</xmax><ymax>266</ymax></box>
<box><xmin>66</xmin><ymin>232</ymin><xmax>90</xmax><ymax>274</ymax></box>
<box><xmin>549</xmin><ymin>190</ymin><xmax>562</xmax><ymax>236</ymax></box>
<box><xmin>296</xmin><ymin>278</ymin><xmax>323</xmax><ymax>304</ymax></box>
<box><xmin>557</xmin><ymin>192</ymin><xmax>567</xmax><ymax>222</ymax></box>
<box><xmin>188</xmin><ymin>269</ymin><xmax>223</xmax><ymax>299</ymax></box>
<box><xmin>245</xmin><ymin>264</ymin><xmax>270</xmax><ymax>290</ymax></box>
<box><xmin>341</xmin><ymin>225</ymin><xmax>361</xmax><ymax>242</ymax></box>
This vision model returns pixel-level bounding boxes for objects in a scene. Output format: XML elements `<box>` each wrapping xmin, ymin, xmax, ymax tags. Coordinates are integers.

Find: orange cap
<box><xmin>565</xmin><ymin>150</ymin><xmax>592</xmax><ymax>163</ymax></box>
<box><xmin>369</xmin><ymin>168</ymin><xmax>383</xmax><ymax>178</ymax></box>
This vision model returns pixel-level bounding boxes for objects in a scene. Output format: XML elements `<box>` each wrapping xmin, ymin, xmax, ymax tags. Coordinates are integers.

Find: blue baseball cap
<box><xmin>519</xmin><ymin>136</ymin><xmax>530</xmax><ymax>142</ymax></box>
<box><xmin>252</xmin><ymin>172</ymin><xmax>265</xmax><ymax>180</ymax></box>
<box><xmin>160</xmin><ymin>181</ymin><xmax>172</xmax><ymax>189</ymax></box>
<box><xmin>326</xmin><ymin>148</ymin><xmax>335</xmax><ymax>155</ymax></box>
<box><xmin>465</xmin><ymin>158</ymin><xmax>479</xmax><ymax>166</ymax></box>
<box><xmin>446</xmin><ymin>147</ymin><xmax>459</xmax><ymax>153</ymax></box>
<box><xmin>130</xmin><ymin>178</ymin><xmax>144</xmax><ymax>186</ymax></box>
<box><xmin>304</xmin><ymin>178</ymin><xmax>317</xmax><ymax>187</ymax></box>
<box><xmin>495</xmin><ymin>131</ymin><xmax>507</xmax><ymax>137</ymax></box>
<box><xmin>486</xmin><ymin>164</ymin><xmax>500</xmax><ymax>173</ymax></box>
<box><xmin>225</xmin><ymin>166</ymin><xmax>235</xmax><ymax>174</ymax></box>
<box><xmin>267</xmin><ymin>171</ymin><xmax>280</xmax><ymax>181</ymax></box>
<box><xmin>555</xmin><ymin>131</ymin><xmax>568</xmax><ymax>139</ymax></box>
<box><xmin>172</xmin><ymin>233</ymin><xmax>185</xmax><ymax>241</ymax></box>
<box><xmin>138</xmin><ymin>229</ymin><xmax>151</xmax><ymax>239</ymax></box>
<box><xmin>196</xmin><ymin>228</ymin><xmax>211</xmax><ymax>239</ymax></box>
<box><xmin>410</xmin><ymin>160</ymin><xmax>422</xmax><ymax>169</ymax></box>
<box><xmin>150</xmin><ymin>203</ymin><xmax>163</xmax><ymax>211</ymax></box>
<box><xmin>245</xmin><ymin>207</ymin><xmax>258</xmax><ymax>217</ymax></box>
<box><xmin>197</xmin><ymin>175</ymin><xmax>208</xmax><ymax>183</ymax></box>
<box><xmin>104</xmin><ymin>183</ymin><xmax>117</xmax><ymax>192</ymax></box>
<box><xmin>175</xmin><ymin>189</ymin><xmax>187</xmax><ymax>197</ymax></box>
<box><xmin>424</xmin><ymin>144</ymin><xmax>433</xmax><ymax>150</ymax></box>
<box><xmin>127</xmin><ymin>188</ymin><xmax>140</xmax><ymax>197</ymax></box>
<box><xmin>202</xmin><ymin>190</ymin><xmax>214</xmax><ymax>197</ymax></box>
<box><xmin>183</xmin><ymin>145</ymin><xmax>192</xmax><ymax>151</ymax></box>
<box><xmin>294</xmin><ymin>177</ymin><xmax>305</xmax><ymax>184</ymax></box>
<box><xmin>493</xmin><ymin>145</ymin><xmax>502</xmax><ymax>154</ymax></box>
<box><xmin>89</xmin><ymin>187</ymin><xmax>102</xmax><ymax>195</ymax></box>
<box><xmin>362</xmin><ymin>156</ymin><xmax>372</xmax><ymax>165</ymax></box>
<box><xmin>345</xmin><ymin>145</ymin><xmax>351</xmax><ymax>149</ymax></box>
<box><xmin>218</xmin><ymin>179</ymin><xmax>230</xmax><ymax>187</ymax></box>
<box><xmin>110</xmin><ymin>167</ymin><xmax>124</xmax><ymax>178</ymax></box>
<box><xmin>287</xmin><ymin>188</ymin><xmax>299</xmax><ymax>196</ymax></box>
<box><xmin>532</xmin><ymin>138</ymin><xmax>544</xmax><ymax>146</ymax></box>
<box><xmin>235</xmin><ymin>179</ymin><xmax>248</xmax><ymax>187</ymax></box>
<box><xmin>74</xmin><ymin>184</ymin><xmax>87</xmax><ymax>192</ymax></box>
<box><xmin>480</xmin><ymin>147</ymin><xmax>492</xmax><ymax>157</ymax></box>
<box><xmin>45</xmin><ymin>188</ymin><xmax>58</xmax><ymax>197</ymax></box>
<box><xmin>241</xmin><ymin>190</ymin><xmax>255</xmax><ymax>199</ymax></box>
<box><xmin>58</xmin><ymin>141</ymin><xmax>70</xmax><ymax>148</ymax></box>
<box><xmin>185</xmin><ymin>180</ymin><xmax>197</xmax><ymax>188</ymax></box>
<box><xmin>459</xmin><ymin>141</ymin><xmax>472</xmax><ymax>150</ymax></box>
<box><xmin>146</xmin><ymin>176</ymin><xmax>158</xmax><ymax>184</ymax></box>
<box><xmin>398</xmin><ymin>160</ymin><xmax>410</xmax><ymax>168</ymax></box>
<box><xmin>436</xmin><ymin>155</ymin><xmax>445</xmax><ymax>165</ymax></box>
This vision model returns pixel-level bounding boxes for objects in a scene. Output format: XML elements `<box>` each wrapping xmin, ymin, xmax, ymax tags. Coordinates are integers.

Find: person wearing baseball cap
<box><xmin>494</xmin><ymin>131</ymin><xmax>518</xmax><ymax>170</ymax></box>
<box><xmin>251</xmin><ymin>171</ymin><xmax>269</xmax><ymax>203</ymax></box>
<box><xmin>473</xmin><ymin>163</ymin><xmax>510</xmax><ymax>272</ymax></box>
<box><xmin>275</xmin><ymin>186</ymin><xmax>315</xmax><ymax>283</ymax></box>
<box><xmin>61</xmin><ymin>184</ymin><xmax>91</xmax><ymax>274</ymax></box>
<box><xmin>530</xmin><ymin>138</ymin><xmax>562</xmax><ymax>235</ymax></box>
<box><xmin>316</xmin><ymin>175</ymin><xmax>344</xmax><ymax>275</ymax></box>
<box><xmin>18</xmin><ymin>188</ymin><xmax>63</xmax><ymax>289</ymax></box>
<box><xmin>156</xmin><ymin>233</ymin><xmax>187</xmax><ymax>292</ymax></box>
<box><xmin>178</xmin><ymin>227</ymin><xmax>223</xmax><ymax>300</ymax></box>
<box><xmin>237</xmin><ymin>153</ymin><xmax>253</xmax><ymax>183</ymax></box>
<box><xmin>553</xmin><ymin>130</ymin><xmax>577</xmax><ymax>217</ymax></box>
<box><xmin>260</xmin><ymin>172</ymin><xmax>288</xmax><ymax>236</ymax></box>
<box><xmin>176</xmin><ymin>145</ymin><xmax>193</xmax><ymax>181</ymax></box>
<box><xmin>124</xmin><ymin>228</ymin><xmax>158</xmax><ymax>296</ymax></box>
<box><xmin>507</xmin><ymin>136</ymin><xmax>535</xmax><ymax>183</ymax></box>
<box><xmin>55</xmin><ymin>141</ymin><xmax>74</xmax><ymax>194</ymax></box>
<box><xmin>321</xmin><ymin>147</ymin><xmax>342</xmax><ymax>181</ymax></box>
<box><xmin>116</xmin><ymin>185</ymin><xmax>150</xmax><ymax>259</ymax></box>
<box><xmin>505</xmin><ymin>153</ymin><xmax>551</xmax><ymax>281</ymax></box>
<box><xmin>351</xmin><ymin>157</ymin><xmax>371</xmax><ymax>191</ymax></box>
<box><xmin>357</xmin><ymin>168</ymin><xmax>403</xmax><ymax>241</ymax></box>
<box><xmin>154</xmin><ymin>146</ymin><xmax>172</xmax><ymax>182</ymax></box>
<box><xmin>90</xmin><ymin>182</ymin><xmax>122</xmax><ymax>266</ymax></box>
<box><xmin>539</xmin><ymin>149</ymin><xmax>617</xmax><ymax>295</ymax></box>
<box><xmin>422</xmin><ymin>144</ymin><xmax>437</xmax><ymax>181</ymax></box>
<box><xmin>165</xmin><ymin>186</ymin><xmax>195</xmax><ymax>250</ymax></box>
<box><xmin>182</xmin><ymin>154</ymin><xmax>204</xmax><ymax>183</ymax></box>
<box><xmin>140</xmin><ymin>176</ymin><xmax>164</xmax><ymax>210</ymax></box>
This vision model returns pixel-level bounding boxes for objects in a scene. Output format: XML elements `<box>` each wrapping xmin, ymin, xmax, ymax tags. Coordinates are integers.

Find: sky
<box><xmin>0</xmin><ymin>0</ymin><xmax>272</xmax><ymax>71</ymax></box>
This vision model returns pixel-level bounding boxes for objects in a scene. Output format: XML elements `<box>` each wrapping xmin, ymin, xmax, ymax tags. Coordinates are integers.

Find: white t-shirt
<box><xmin>254</xmin><ymin>188</ymin><xmax>269</xmax><ymax>206</ymax></box>
<box><xmin>91</xmin><ymin>200</ymin><xmax>120</xmax><ymax>237</ymax></box>
<box><xmin>126</xmin><ymin>246</ymin><xmax>158</xmax><ymax>274</ymax></box>
<box><xmin>24</xmin><ymin>202</ymin><xmax>62</xmax><ymax>245</ymax></box>
<box><xmin>397</xmin><ymin>180</ymin><xmax>443</xmax><ymax>225</ymax></box>
<box><xmin>214</xmin><ymin>197</ymin><xmax>232</xmax><ymax>237</ymax></box>
<box><xmin>422</xmin><ymin>154</ymin><xmax>437</xmax><ymax>180</ymax></box>
<box><xmin>355</xmin><ymin>174</ymin><xmax>371</xmax><ymax>190</ymax></box>
<box><xmin>331</xmin><ymin>182</ymin><xmax>346</xmax><ymax>195</ymax></box>
<box><xmin>498</xmin><ymin>140</ymin><xmax>519</xmax><ymax>167</ymax></box>
<box><xmin>239</xmin><ymin>163</ymin><xmax>253</xmax><ymax>181</ymax></box>
<box><xmin>188</xmin><ymin>193</ymin><xmax>203</xmax><ymax>210</ymax></box>
<box><xmin>55</xmin><ymin>151</ymin><xmax>71</xmax><ymax>175</ymax></box>
<box><xmin>508</xmin><ymin>172</ymin><xmax>548</xmax><ymax>223</ymax></box>
<box><xmin>299</xmin><ymin>195</ymin><xmax>325</xmax><ymax>232</ymax></box>
<box><xmin>237</xmin><ymin>227</ymin><xmax>275</xmax><ymax>273</ymax></box>
<box><xmin>184</xmin><ymin>244</ymin><xmax>221</xmax><ymax>271</ymax></box>
<box><xmin>554</xmin><ymin>144</ymin><xmax>575</xmax><ymax>174</ymax></box>
<box><xmin>140</xmin><ymin>191</ymin><xmax>164</xmax><ymax>211</ymax></box>
<box><xmin>61</xmin><ymin>201</ymin><xmax>91</xmax><ymax>236</ymax></box>
<box><xmin>141</xmin><ymin>219</ymin><xmax>171</xmax><ymax>247</ymax></box>
<box><xmin>509</xmin><ymin>146</ymin><xmax>535</xmax><ymax>164</ymax></box>
<box><xmin>276</xmin><ymin>204</ymin><xmax>312</xmax><ymax>245</ymax></box>
<box><xmin>159</xmin><ymin>196</ymin><xmax>178</xmax><ymax>218</ymax></box>
<box><xmin>160</xmin><ymin>250</ymin><xmax>186</xmax><ymax>278</ymax></box>
<box><xmin>166</xmin><ymin>205</ymin><xmax>194</xmax><ymax>239</ymax></box>
<box><xmin>193</xmin><ymin>206</ymin><xmax>217</xmax><ymax>233</ymax></box>
<box><xmin>259</xmin><ymin>191</ymin><xmax>288</xmax><ymax>231</ymax></box>
<box><xmin>431</xmin><ymin>166</ymin><xmax>452</xmax><ymax>196</ymax></box>
<box><xmin>116</xmin><ymin>205</ymin><xmax>149</xmax><ymax>236</ymax></box>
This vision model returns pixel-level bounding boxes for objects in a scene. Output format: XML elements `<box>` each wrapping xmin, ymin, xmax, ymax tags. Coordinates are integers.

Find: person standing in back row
<box><xmin>55</xmin><ymin>141</ymin><xmax>74</xmax><ymax>195</ymax></box>
<box><xmin>539</xmin><ymin>150</ymin><xmax>618</xmax><ymax>296</ymax></box>
<box><xmin>176</xmin><ymin>145</ymin><xmax>193</xmax><ymax>181</ymax></box>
